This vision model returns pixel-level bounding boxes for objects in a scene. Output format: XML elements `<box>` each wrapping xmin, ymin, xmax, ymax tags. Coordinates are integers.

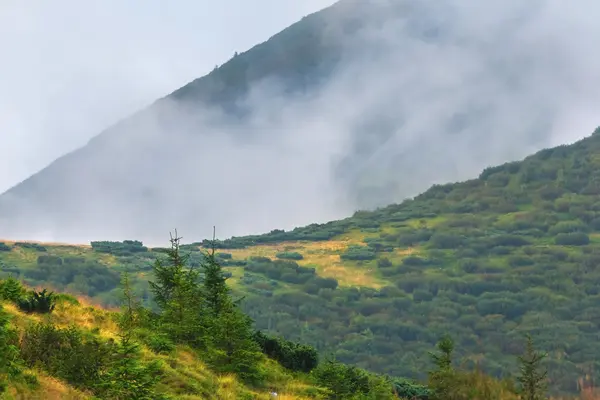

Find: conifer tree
<box><xmin>97</xmin><ymin>272</ymin><xmax>162</xmax><ymax>400</ymax></box>
<box><xmin>428</xmin><ymin>335</ymin><xmax>456</xmax><ymax>400</ymax></box>
<box><xmin>149</xmin><ymin>232</ymin><xmax>204</xmax><ymax>344</ymax></box>
<box><xmin>202</xmin><ymin>229</ymin><xmax>263</xmax><ymax>382</ymax></box>
<box><xmin>517</xmin><ymin>334</ymin><xmax>548</xmax><ymax>400</ymax></box>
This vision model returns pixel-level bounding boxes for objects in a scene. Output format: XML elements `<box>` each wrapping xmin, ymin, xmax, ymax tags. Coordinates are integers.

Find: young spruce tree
<box><xmin>202</xmin><ymin>230</ymin><xmax>263</xmax><ymax>383</ymax></box>
<box><xmin>428</xmin><ymin>335</ymin><xmax>456</xmax><ymax>400</ymax></box>
<box><xmin>149</xmin><ymin>232</ymin><xmax>204</xmax><ymax>345</ymax></box>
<box><xmin>517</xmin><ymin>333</ymin><xmax>548</xmax><ymax>400</ymax></box>
<box><xmin>97</xmin><ymin>272</ymin><xmax>163</xmax><ymax>400</ymax></box>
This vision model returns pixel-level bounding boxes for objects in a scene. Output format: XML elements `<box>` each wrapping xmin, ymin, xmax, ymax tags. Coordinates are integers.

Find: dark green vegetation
<box><xmin>3</xmin><ymin>129</ymin><xmax>600</xmax><ymax>395</ymax></box>
<box><xmin>0</xmin><ymin>239</ymin><xmax>552</xmax><ymax>399</ymax></box>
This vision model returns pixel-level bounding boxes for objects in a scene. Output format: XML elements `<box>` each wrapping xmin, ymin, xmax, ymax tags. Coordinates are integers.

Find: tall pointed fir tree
<box><xmin>149</xmin><ymin>232</ymin><xmax>204</xmax><ymax>345</ymax></box>
<box><xmin>202</xmin><ymin>231</ymin><xmax>263</xmax><ymax>383</ymax></box>
<box><xmin>517</xmin><ymin>334</ymin><xmax>548</xmax><ymax>400</ymax></box>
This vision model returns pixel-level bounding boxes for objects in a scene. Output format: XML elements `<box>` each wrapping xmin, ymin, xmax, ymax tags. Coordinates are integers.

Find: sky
<box><xmin>0</xmin><ymin>0</ymin><xmax>336</xmax><ymax>193</ymax></box>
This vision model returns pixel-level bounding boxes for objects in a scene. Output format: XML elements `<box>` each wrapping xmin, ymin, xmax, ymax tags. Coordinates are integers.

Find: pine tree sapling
<box><xmin>0</xmin><ymin>277</ymin><xmax>25</xmax><ymax>302</ymax></box>
<box><xmin>149</xmin><ymin>232</ymin><xmax>204</xmax><ymax>345</ymax></box>
<box><xmin>428</xmin><ymin>335</ymin><xmax>456</xmax><ymax>400</ymax></box>
<box><xmin>517</xmin><ymin>334</ymin><xmax>548</xmax><ymax>400</ymax></box>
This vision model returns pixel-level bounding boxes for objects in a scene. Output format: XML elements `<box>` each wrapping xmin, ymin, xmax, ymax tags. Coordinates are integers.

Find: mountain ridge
<box><xmin>1</xmin><ymin>0</ymin><xmax>585</xmax><ymax>243</ymax></box>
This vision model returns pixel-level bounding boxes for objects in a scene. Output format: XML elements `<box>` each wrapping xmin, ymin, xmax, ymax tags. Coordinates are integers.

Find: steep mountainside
<box><xmin>3</xmin><ymin>128</ymin><xmax>600</xmax><ymax>395</ymax></box>
<box><xmin>0</xmin><ymin>0</ymin><xmax>585</xmax><ymax>243</ymax></box>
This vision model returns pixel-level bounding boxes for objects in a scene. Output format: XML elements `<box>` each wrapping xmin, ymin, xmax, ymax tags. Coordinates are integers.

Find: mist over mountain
<box><xmin>1</xmin><ymin>0</ymin><xmax>599</xmax><ymax>244</ymax></box>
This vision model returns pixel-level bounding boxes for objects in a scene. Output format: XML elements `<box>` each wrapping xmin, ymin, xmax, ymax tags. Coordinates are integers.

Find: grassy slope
<box><xmin>1</xmin><ymin>295</ymin><xmax>325</xmax><ymax>400</ymax></box>
<box><xmin>3</xmin><ymin>128</ymin><xmax>600</xmax><ymax>395</ymax></box>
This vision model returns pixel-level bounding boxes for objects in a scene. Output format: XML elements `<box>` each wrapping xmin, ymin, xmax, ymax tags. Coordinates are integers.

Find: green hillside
<box><xmin>3</xmin><ymin>128</ymin><xmax>600</xmax><ymax>395</ymax></box>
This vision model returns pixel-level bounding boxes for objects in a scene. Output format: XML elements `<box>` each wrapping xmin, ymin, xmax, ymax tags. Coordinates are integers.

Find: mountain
<box><xmin>3</xmin><ymin>128</ymin><xmax>600</xmax><ymax>395</ymax></box>
<box><xmin>0</xmin><ymin>0</ymin><xmax>593</xmax><ymax>243</ymax></box>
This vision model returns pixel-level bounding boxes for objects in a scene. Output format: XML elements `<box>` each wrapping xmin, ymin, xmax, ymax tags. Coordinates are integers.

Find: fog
<box><xmin>0</xmin><ymin>0</ymin><xmax>336</xmax><ymax>192</ymax></box>
<box><xmin>1</xmin><ymin>0</ymin><xmax>599</xmax><ymax>245</ymax></box>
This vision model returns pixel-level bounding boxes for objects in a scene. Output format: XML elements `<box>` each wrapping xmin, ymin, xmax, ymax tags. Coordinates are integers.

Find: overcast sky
<box><xmin>0</xmin><ymin>0</ymin><xmax>336</xmax><ymax>193</ymax></box>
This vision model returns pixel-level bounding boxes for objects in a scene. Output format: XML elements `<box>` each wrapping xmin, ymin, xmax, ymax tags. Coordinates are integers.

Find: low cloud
<box><xmin>1</xmin><ymin>0</ymin><xmax>599</xmax><ymax>244</ymax></box>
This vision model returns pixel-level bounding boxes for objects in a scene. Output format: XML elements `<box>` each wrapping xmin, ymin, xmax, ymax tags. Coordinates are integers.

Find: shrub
<box><xmin>276</xmin><ymin>251</ymin><xmax>304</xmax><ymax>260</ymax></box>
<box><xmin>253</xmin><ymin>331</ymin><xmax>318</xmax><ymax>373</ymax></box>
<box><xmin>0</xmin><ymin>243</ymin><xmax>11</xmax><ymax>252</ymax></box>
<box><xmin>17</xmin><ymin>289</ymin><xmax>56</xmax><ymax>314</ymax></box>
<box><xmin>312</xmin><ymin>358</ymin><xmax>394</xmax><ymax>399</ymax></box>
<box><xmin>14</xmin><ymin>242</ymin><xmax>46</xmax><ymax>252</ymax></box>
<box><xmin>555</xmin><ymin>232</ymin><xmax>590</xmax><ymax>246</ymax></box>
<box><xmin>19</xmin><ymin>323</ymin><xmax>114</xmax><ymax>389</ymax></box>
<box><xmin>340</xmin><ymin>245</ymin><xmax>377</xmax><ymax>261</ymax></box>
<box><xmin>0</xmin><ymin>277</ymin><xmax>25</xmax><ymax>302</ymax></box>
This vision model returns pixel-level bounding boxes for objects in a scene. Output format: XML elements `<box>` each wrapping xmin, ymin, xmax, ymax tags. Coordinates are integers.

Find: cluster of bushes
<box><xmin>0</xmin><ymin>278</ymin><xmax>57</xmax><ymax>314</ymax></box>
<box><xmin>253</xmin><ymin>331</ymin><xmax>318</xmax><ymax>373</ymax></box>
<box><xmin>340</xmin><ymin>245</ymin><xmax>377</xmax><ymax>261</ymax></box>
<box><xmin>22</xmin><ymin>256</ymin><xmax>121</xmax><ymax>297</ymax></box>
<box><xmin>90</xmin><ymin>240</ymin><xmax>148</xmax><ymax>256</ymax></box>
<box><xmin>0</xmin><ymin>242</ymin><xmax>11</xmax><ymax>252</ymax></box>
<box><xmin>13</xmin><ymin>242</ymin><xmax>46</xmax><ymax>252</ymax></box>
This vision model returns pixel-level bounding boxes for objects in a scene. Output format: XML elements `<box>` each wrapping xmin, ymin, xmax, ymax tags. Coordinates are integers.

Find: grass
<box><xmin>1</xmin><ymin>296</ymin><xmax>327</xmax><ymax>400</ymax></box>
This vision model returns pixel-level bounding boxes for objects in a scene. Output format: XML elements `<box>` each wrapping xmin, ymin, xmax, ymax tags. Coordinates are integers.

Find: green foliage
<box><xmin>17</xmin><ymin>288</ymin><xmax>56</xmax><ymax>314</ymax></box>
<box><xmin>14</xmin><ymin>242</ymin><xmax>46</xmax><ymax>252</ymax></box>
<box><xmin>0</xmin><ymin>242</ymin><xmax>11</xmax><ymax>252</ymax></box>
<box><xmin>97</xmin><ymin>272</ymin><xmax>163</xmax><ymax>400</ymax></box>
<box><xmin>312</xmin><ymin>358</ymin><xmax>394</xmax><ymax>399</ymax></box>
<box><xmin>253</xmin><ymin>330</ymin><xmax>318</xmax><ymax>373</ymax></box>
<box><xmin>0</xmin><ymin>276</ymin><xmax>25</xmax><ymax>302</ymax></box>
<box><xmin>202</xmin><ymin>245</ymin><xmax>264</xmax><ymax>383</ymax></box>
<box><xmin>91</xmin><ymin>240</ymin><xmax>148</xmax><ymax>256</ymax></box>
<box><xmin>517</xmin><ymin>334</ymin><xmax>548</xmax><ymax>400</ymax></box>
<box><xmin>96</xmin><ymin>338</ymin><xmax>164</xmax><ymax>400</ymax></box>
<box><xmin>340</xmin><ymin>245</ymin><xmax>376</xmax><ymax>261</ymax></box>
<box><xmin>0</xmin><ymin>305</ymin><xmax>23</xmax><ymax>393</ymax></box>
<box><xmin>428</xmin><ymin>335</ymin><xmax>455</xmax><ymax>400</ymax></box>
<box><xmin>148</xmin><ymin>234</ymin><xmax>204</xmax><ymax>345</ymax></box>
<box><xmin>392</xmin><ymin>378</ymin><xmax>431</xmax><ymax>399</ymax></box>
<box><xmin>19</xmin><ymin>323</ymin><xmax>114</xmax><ymax>389</ymax></box>
<box><xmin>24</xmin><ymin>257</ymin><xmax>120</xmax><ymax>297</ymax></box>
<box><xmin>276</xmin><ymin>251</ymin><xmax>304</xmax><ymax>260</ymax></box>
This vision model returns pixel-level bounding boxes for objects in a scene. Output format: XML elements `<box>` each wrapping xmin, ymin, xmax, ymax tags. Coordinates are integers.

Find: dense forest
<box><xmin>0</xmin><ymin>236</ymin><xmax>551</xmax><ymax>399</ymax></box>
<box><xmin>3</xmin><ymin>128</ymin><xmax>600</xmax><ymax>397</ymax></box>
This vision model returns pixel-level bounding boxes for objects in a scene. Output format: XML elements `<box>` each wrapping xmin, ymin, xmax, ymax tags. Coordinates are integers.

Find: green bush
<box><xmin>0</xmin><ymin>277</ymin><xmax>25</xmax><ymax>302</ymax></box>
<box><xmin>340</xmin><ymin>245</ymin><xmax>377</xmax><ymax>261</ymax></box>
<box><xmin>19</xmin><ymin>323</ymin><xmax>114</xmax><ymax>389</ymax></box>
<box><xmin>17</xmin><ymin>289</ymin><xmax>56</xmax><ymax>314</ymax></box>
<box><xmin>253</xmin><ymin>331</ymin><xmax>318</xmax><ymax>373</ymax></box>
<box><xmin>0</xmin><ymin>243</ymin><xmax>11</xmax><ymax>252</ymax></box>
<box><xmin>554</xmin><ymin>232</ymin><xmax>590</xmax><ymax>246</ymax></box>
<box><xmin>276</xmin><ymin>251</ymin><xmax>304</xmax><ymax>260</ymax></box>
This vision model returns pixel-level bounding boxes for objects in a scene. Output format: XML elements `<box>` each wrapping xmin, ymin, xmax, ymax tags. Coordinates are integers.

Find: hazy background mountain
<box><xmin>1</xmin><ymin>0</ymin><xmax>599</xmax><ymax>244</ymax></box>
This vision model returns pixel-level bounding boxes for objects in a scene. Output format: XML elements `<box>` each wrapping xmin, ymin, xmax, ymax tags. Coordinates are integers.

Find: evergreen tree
<box><xmin>517</xmin><ymin>334</ymin><xmax>547</xmax><ymax>400</ymax></box>
<box><xmin>149</xmin><ymin>232</ymin><xmax>204</xmax><ymax>344</ymax></box>
<box><xmin>97</xmin><ymin>271</ymin><xmax>163</xmax><ymax>400</ymax></box>
<box><xmin>428</xmin><ymin>335</ymin><xmax>456</xmax><ymax>400</ymax></box>
<box><xmin>202</xmin><ymin>233</ymin><xmax>263</xmax><ymax>383</ymax></box>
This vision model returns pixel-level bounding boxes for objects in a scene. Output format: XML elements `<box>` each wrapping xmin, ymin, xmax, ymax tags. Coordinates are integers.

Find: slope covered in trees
<box><xmin>1</xmin><ymin>236</ymin><xmax>551</xmax><ymax>400</ymax></box>
<box><xmin>3</xmin><ymin>129</ymin><xmax>600</xmax><ymax>395</ymax></box>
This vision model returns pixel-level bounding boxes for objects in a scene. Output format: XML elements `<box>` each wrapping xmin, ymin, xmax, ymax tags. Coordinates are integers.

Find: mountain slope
<box><xmin>3</xmin><ymin>129</ymin><xmax>600</xmax><ymax>395</ymax></box>
<box><xmin>1</xmin><ymin>0</ymin><xmax>594</xmax><ymax>243</ymax></box>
